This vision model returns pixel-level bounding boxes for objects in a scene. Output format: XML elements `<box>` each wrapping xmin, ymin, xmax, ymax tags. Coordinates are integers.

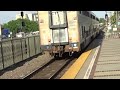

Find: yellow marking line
<box><xmin>60</xmin><ymin>49</ymin><xmax>92</xmax><ymax>79</ymax></box>
<box><xmin>83</xmin><ymin>46</ymin><xmax>100</xmax><ymax>79</ymax></box>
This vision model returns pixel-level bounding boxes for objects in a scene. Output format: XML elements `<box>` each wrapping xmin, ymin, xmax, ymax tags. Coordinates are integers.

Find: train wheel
<box><xmin>73</xmin><ymin>52</ymin><xmax>79</xmax><ymax>58</ymax></box>
<box><xmin>62</xmin><ymin>52</ymin><xmax>69</xmax><ymax>58</ymax></box>
<box><xmin>54</xmin><ymin>53</ymin><xmax>59</xmax><ymax>59</ymax></box>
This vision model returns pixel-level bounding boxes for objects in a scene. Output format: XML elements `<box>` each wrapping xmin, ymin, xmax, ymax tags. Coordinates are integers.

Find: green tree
<box><xmin>2</xmin><ymin>19</ymin><xmax>39</xmax><ymax>35</ymax></box>
<box><xmin>110</xmin><ymin>12</ymin><xmax>116</xmax><ymax>25</ymax></box>
<box><xmin>99</xmin><ymin>18</ymin><xmax>106</xmax><ymax>24</ymax></box>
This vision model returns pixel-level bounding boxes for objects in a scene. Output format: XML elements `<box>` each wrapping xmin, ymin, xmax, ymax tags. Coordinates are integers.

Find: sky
<box><xmin>0</xmin><ymin>11</ymin><xmax>106</xmax><ymax>24</ymax></box>
<box><xmin>0</xmin><ymin>11</ymin><xmax>37</xmax><ymax>24</ymax></box>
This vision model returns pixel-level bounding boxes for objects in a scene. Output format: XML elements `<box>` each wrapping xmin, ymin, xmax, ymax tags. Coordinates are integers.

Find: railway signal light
<box><xmin>21</xmin><ymin>11</ymin><xmax>24</xmax><ymax>17</ymax></box>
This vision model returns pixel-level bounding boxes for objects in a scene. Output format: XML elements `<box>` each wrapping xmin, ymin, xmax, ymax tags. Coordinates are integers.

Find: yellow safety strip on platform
<box><xmin>60</xmin><ymin>49</ymin><xmax>92</xmax><ymax>79</ymax></box>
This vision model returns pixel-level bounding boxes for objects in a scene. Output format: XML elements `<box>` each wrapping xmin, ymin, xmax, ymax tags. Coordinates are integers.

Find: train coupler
<box><xmin>69</xmin><ymin>51</ymin><xmax>73</xmax><ymax>56</ymax></box>
<box><xmin>59</xmin><ymin>51</ymin><xmax>63</xmax><ymax>57</ymax></box>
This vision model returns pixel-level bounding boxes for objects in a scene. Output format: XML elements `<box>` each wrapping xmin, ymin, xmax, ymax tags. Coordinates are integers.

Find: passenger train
<box><xmin>38</xmin><ymin>11</ymin><xmax>100</xmax><ymax>58</ymax></box>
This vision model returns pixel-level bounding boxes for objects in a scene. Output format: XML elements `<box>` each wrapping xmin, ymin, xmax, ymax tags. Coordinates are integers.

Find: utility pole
<box><xmin>105</xmin><ymin>11</ymin><xmax>108</xmax><ymax>32</ymax></box>
<box><xmin>108</xmin><ymin>11</ymin><xmax>112</xmax><ymax>25</ymax></box>
<box><xmin>105</xmin><ymin>11</ymin><xmax>108</xmax><ymax>26</ymax></box>
<box><xmin>21</xmin><ymin>11</ymin><xmax>24</xmax><ymax>32</ymax></box>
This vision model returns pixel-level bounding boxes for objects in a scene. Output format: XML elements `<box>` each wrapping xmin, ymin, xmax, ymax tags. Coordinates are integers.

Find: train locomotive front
<box><xmin>38</xmin><ymin>11</ymin><xmax>100</xmax><ymax>58</ymax></box>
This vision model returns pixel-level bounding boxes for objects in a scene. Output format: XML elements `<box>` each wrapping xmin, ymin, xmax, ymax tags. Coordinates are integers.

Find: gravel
<box><xmin>0</xmin><ymin>52</ymin><xmax>53</xmax><ymax>79</ymax></box>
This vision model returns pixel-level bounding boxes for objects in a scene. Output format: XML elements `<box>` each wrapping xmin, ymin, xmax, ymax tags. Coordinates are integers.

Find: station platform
<box><xmin>61</xmin><ymin>29</ymin><xmax>120</xmax><ymax>79</ymax></box>
<box><xmin>92</xmin><ymin>38</ymin><xmax>120</xmax><ymax>79</ymax></box>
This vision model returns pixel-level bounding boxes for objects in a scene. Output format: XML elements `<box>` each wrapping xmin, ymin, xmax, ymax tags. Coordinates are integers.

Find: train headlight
<box><xmin>73</xmin><ymin>43</ymin><xmax>77</xmax><ymax>47</ymax></box>
<box><xmin>70</xmin><ymin>43</ymin><xmax>78</xmax><ymax>47</ymax></box>
<box><xmin>47</xmin><ymin>46</ymin><xmax>49</xmax><ymax>49</ymax></box>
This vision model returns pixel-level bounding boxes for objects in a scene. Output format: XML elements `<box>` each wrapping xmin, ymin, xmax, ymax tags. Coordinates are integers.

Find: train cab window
<box><xmin>49</xmin><ymin>11</ymin><xmax>68</xmax><ymax>29</ymax></box>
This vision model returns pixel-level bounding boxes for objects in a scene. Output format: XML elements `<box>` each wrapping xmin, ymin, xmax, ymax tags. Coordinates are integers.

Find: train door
<box><xmin>49</xmin><ymin>11</ymin><xmax>69</xmax><ymax>45</ymax></box>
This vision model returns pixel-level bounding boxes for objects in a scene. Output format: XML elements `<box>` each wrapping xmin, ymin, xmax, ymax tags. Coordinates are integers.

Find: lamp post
<box><xmin>105</xmin><ymin>11</ymin><xmax>108</xmax><ymax>32</ymax></box>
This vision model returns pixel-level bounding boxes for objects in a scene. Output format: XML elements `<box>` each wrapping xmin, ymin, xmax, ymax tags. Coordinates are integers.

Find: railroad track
<box><xmin>22</xmin><ymin>56</ymin><xmax>75</xmax><ymax>79</ymax></box>
<box><xmin>22</xmin><ymin>32</ymin><xmax>99</xmax><ymax>79</ymax></box>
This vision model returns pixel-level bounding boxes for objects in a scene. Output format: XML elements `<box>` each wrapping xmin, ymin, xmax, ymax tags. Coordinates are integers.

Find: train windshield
<box><xmin>51</xmin><ymin>11</ymin><xmax>65</xmax><ymax>25</ymax></box>
<box><xmin>48</xmin><ymin>11</ymin><xmax>69</xmax><ymax>44</ymax></box>
<box><xmin>49</xmin><ymin>11</ymin><xmax>68</xmax><ymax>29</ymax></box>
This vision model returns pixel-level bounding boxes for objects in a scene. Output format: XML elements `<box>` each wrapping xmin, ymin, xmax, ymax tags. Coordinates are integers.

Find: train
<box><xmin>38</xmin><ymin>11</ymin><xmax>100</xmax><ymax>58</ymax></box>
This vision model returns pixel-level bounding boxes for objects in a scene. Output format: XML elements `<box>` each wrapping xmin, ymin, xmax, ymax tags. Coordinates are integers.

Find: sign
<box><xmin>113</xmin><ymin>28</ymin><xmax>117</xmax><ymax>31</ymax></box>
<box><xmin>108</xmin><ymin>26</ymin><xmax>112</xmax><ymax>30</ymax></box>
<box><xmin>118</xmin><ymin>22</ymin><xmax>120</xmax><ymax>25</ymax></box>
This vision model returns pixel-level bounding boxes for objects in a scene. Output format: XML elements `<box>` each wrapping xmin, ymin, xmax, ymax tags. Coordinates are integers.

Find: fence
<box><xmin>0</xmin><ymin>35</ymin><xmax>41</xmax><ymax>70</ymax></box>
<box><xmin>105</xmin><ymin>32</ymin><xmax>120</xmax><ymax>39</ymax></box>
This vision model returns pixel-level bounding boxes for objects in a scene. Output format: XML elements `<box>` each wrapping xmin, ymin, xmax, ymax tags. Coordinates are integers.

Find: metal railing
<box><xmin>0</xmin><ymin>35</ymin><xmax>41</xmax><ymax>70</ymax></box>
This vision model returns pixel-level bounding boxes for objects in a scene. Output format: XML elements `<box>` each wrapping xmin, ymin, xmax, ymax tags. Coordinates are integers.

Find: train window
<box><xmin>93</xmin><ymin>16</ymin><xmax>95</xmax><ymax>19</ymax></box>
<box><xmin>84</xmin><ymin>26</ymin><xmax>85</xmax><ymax>37</ymax></box>
<box><xmin>87</xmin><ymin>12</ymin><xmax>89</xmax><ymax>17</ymax></box>
<box><xmin>90</xmin><ymin>14</ymin><xmax>96</xmax><ymax>20</ymax></box>
<box><xmin>90</xmin><ymin>14</ymin><xmax>92</xmax><ymax>18</ymax></box>
<box><xmin>82</xmin><ymin>11</ymin><xmax>89</xmax><ymax>17</ymax></box>
<box><xmin>82</xmin><ymin>26</ymin><xmax>83</xmax><ymax>33</ymax></box>
<box><xmin>86</xmin><ymin>29</ymin><xmax>89</xmax><ymax>37</ymax></box>
<box><xmin>89</xmin><ymin>26</ymin><xmax>91</xmax><ymax>34</ymax></box>
<box><xmin>49</xmin><ymin>11</ymin><xmax>68</xmax><ymax>29</ymax></box>
<box><xmin>97</xmin><ymin>18</ymin><xmax>99</xmax><ymax>21</ymax></box>
<box><xmin>96</xmin><ymin>18</ymin><xmax>97</xmax><ymax>21</ymax></box>
<box><xmin>82</xmin><ymin>26</ymin><xmax>84</xmax><ymax>38</ymax></box>
<box><xmin>82</xmin><ymin>11</ymin><xmax>85</xmax><ymax>15</ymax></box>
<box><xmin>79</xmin><ymin>11</ymin><xmax>81</xmax><ymax>14</ymax></box>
